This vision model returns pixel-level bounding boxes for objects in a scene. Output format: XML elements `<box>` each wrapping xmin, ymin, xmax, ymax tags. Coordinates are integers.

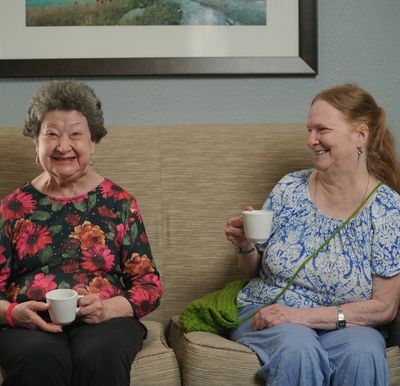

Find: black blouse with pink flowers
<box><xmin>0</xmin><ymin>178</ymin><xmax>163</xmax><ymax>319</ymax></box>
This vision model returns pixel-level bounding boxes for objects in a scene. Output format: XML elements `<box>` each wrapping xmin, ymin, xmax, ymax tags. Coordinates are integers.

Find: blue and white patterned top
<box><xmin>237</xmin><ymin>169</ymin><xmax>400</xmax><ymax>309</ymax></box>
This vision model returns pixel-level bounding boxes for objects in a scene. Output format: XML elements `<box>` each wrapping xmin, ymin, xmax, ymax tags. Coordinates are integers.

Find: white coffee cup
<box><xmin>46</xmin><ymin>288</ymin><xmax>81</xmax><ymax>325</ymax></box>
<box><xmin>242</xmin><ymin>210</ymin><xmax>273</xmax><ymax>243</ymax></box>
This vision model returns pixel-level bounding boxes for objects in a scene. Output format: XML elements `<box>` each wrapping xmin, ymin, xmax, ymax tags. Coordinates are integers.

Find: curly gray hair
<box><xmin>24</xmin><ymin>80</ymin><xmax>107</xmax><ymax>143</ymax></box>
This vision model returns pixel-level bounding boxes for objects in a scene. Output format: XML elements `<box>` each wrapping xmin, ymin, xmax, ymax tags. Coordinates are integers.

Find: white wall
<box><xmin>1</xmin><ymin>0</ymin><xmax>400</xmax><ymax>143</ymax></box>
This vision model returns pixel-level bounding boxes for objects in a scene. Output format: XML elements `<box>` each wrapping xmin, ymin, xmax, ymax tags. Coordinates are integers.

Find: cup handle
<box><xmin>76</xmin><ymin>295</ymin><xmax>84</xmax><ymax>314</ymax></box>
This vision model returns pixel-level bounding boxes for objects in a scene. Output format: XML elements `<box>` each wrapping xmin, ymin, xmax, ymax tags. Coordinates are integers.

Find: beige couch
<box><xmin>0</xmin><ymin>124</ymin><xmax>399</xmax><ymax>386</ymax></box>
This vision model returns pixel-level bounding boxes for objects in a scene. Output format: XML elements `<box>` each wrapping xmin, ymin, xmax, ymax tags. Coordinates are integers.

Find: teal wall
<box><xmin>1</xmin><ymin>0</ymin><xmax>400</xmax><ymax>144</ymax></box>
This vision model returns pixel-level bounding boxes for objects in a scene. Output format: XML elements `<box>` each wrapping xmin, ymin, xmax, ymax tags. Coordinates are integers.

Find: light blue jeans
<box><xmin>230</xmin><ymin>305</ymin><xmax>389</xmax><ymax>386</ymax></box>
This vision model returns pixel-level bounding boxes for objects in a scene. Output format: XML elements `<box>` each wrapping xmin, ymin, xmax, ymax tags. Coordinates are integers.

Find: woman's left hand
<box><xmin>76</xmin><ymin>288</ymin><xmax>108</xmax><ymax>324</ymax></box>
<box><xmin>252</xmin><ymin>304</ymin><xmax>297</xmax><ymax>330</ymax></box>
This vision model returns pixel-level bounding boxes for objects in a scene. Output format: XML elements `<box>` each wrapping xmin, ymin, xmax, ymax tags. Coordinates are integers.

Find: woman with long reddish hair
<box><xmin>226</xmin><ymin>83</ymin><xmax>400</xmax><ymax>386</ymax></box>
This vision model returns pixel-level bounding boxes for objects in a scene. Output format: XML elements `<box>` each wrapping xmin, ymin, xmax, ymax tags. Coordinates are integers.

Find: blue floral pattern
<box><xmin>237</xmin><ymin>169</ymin><xmax>400</xmax><ymax>309</ymax></box>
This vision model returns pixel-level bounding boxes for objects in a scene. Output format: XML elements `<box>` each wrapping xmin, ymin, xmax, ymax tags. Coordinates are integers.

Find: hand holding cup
<box><xmin>225</xmin><ymin>206</ymin><xmax>254</xmax><ymax>247</ymax></box>
<box><xmin>46</xmin><ymin>288</ymin><xmax>82</xmax><ymax>325</ymax></box>
<box><xmin>242</xmin><ymin>209</ymin><xmax>273</xmax><ymax>243</ymax></box>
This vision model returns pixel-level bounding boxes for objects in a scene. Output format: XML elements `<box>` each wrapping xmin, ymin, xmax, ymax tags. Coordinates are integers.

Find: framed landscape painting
<box><xmin>0</xmin><ymin>0</ymin><xmax>317</xmax><ymax>77</ymax></box>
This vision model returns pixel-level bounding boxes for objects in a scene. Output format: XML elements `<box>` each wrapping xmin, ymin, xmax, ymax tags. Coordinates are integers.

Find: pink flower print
<box><xmin>13</xmin><ymin>220</ymin><xmax>52</xmax><ymax>259</ymax></box>
<box><xmin>100</xmin><ymin>180</ymin><xmax>131</xmax><ymax>201</ymax></box>
<box><xmin>0</xmin><ymin>267</ymin><xmax>11</xmax><ymax>292</ymax></box>
<box><xmin>115</xmin><ymin>223</ymin><xmax>128</xmax><ymax>248</ymax></box>
<box><xmin>87</xmin><ymin>277</ymin><xmax>121</xmax><ymax>300</ymax></box>
<box><xmin>26</xmin><ymin>273</ymin><xmax>57</xmax><ymax>300</ymax></box>
<box><xmin>81</xmin><ymin>245</ymin><xmax>115</xmax><ymax>274</ymax></box>
<box><xmin>0</xmin><ymin>245</ymin><xmax>6</xmax><ymax>264</ymax></box>
<box><xmin>1</xmin><ymin>190</ymin><xmax>36</xmax><ymax>221</ymax></box>
<box><xmin>129</xmin><ymin>199</ymin><xmax>143</xmax><ymax>223</ymax></box>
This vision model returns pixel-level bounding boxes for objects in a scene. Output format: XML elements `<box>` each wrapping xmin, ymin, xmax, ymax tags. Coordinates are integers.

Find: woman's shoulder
<box><xmin>375</xmin><ymin>183</ymin><xmax>400</xmax><ymax>209</ymax></box>
<box><xmin>99</xmin><ymin>178</ymin><xmax>136</xmax><ymax>202</ymax></box>
<box><xmin>364</xmin><ymin>184</ymin><xmax>400</xmax><ymax>228</ymax></box>
<box><xmin>0</xmin><ymin>182</ymin><xmax>34</xmax><ymax>203</ymax></box>
<box><xmin>100</xmin><ymin>178</ymin><xmax>130</xmax><ymax>193</ymax></box>
<box><xmin>275</xmin><ymin>169</ymin><xmax>312</xmax><ymax>190</ymax></box>
<box><xmin>265</xmin><ymin>169</ymin><xmax>311</xmax><ymax>210</ymax></box>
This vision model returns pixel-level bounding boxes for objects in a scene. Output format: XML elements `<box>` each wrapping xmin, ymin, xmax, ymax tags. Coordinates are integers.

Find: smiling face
<box><xmin>306</xmin><ymin>100</ymin><xmax>367</xmax><ymax>173</ymax></box>
<box><xmin>36</xmin><ymin>110</ymin><xmax>96</xmax><ymax>183</ymax></box>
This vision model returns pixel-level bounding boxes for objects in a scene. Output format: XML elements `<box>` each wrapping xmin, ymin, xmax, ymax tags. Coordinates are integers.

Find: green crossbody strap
<box><xmin>239</xmin><ymin>182</ymin><xmax>383</xmax><ymax>324</ymax></box>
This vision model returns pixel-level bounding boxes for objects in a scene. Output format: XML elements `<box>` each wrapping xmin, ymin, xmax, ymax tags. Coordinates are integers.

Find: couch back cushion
<box><xmin>0</xmin><ymin>124</ymin><xmax>313</xmax><ymax>321</ymax></box>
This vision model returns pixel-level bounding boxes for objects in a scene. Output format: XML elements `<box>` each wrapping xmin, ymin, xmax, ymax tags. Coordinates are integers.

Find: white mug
<box><xmin>46</xmin><ymin>288</ymin><xmax>81</xmax><ymax>325</ymax></box>
<box><xmin>242</xmin><ymin>210</ymin><xmax>273</xmax><ymax>243</ymax></box>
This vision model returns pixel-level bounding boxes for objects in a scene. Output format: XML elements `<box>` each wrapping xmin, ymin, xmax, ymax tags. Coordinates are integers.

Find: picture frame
<box><xmin>0</xmin><ymin>0</ymin><xmax>317</xmax><ymax>77</ymax></box>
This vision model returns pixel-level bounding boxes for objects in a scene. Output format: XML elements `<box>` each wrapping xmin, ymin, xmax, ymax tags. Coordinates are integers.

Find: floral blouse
<box><xmin>237</xmin><ymin>169</ymin><xmax>400</xmax><ymax>309</ymax></box>
<box><xmin>0</xmin><ymin>178</ymin><xmax>163</xmax><ymax>319</ymax></box>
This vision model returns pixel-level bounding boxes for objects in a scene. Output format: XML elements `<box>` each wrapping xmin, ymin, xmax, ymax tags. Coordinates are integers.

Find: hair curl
<box><xmin>24</xmin><ymin>80</ymin><xmax>107</xmax><ymax>143</ymax></box>
<box><xmin>312</xmin><ymin>83</ymin><xmax>400</xmax><ymax>194</ymax></box>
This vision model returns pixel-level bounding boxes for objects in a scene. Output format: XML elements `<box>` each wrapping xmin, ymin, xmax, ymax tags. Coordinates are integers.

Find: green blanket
<box><xmin>180</xmin><ymin>280</ymin><xmax>248</xmax><ymax>336</ymax></box>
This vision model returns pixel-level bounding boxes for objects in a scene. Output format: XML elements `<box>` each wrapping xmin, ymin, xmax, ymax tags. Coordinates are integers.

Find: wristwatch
<box><xmin>336</xmin><ymin>305</ymin><xmax>346</xmax><ymax>329</ymax></box>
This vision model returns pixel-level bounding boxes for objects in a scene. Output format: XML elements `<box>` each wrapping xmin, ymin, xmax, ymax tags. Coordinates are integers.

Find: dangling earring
<box><xmin>35</xmin><ymin>155</ymin><xmax>39</xmax><ymax>164</ymax></box>
<box><xmin>357</xmin><ymin>147</ymin><xmax>364</xmax><ymax>157</ymax></box>
<box><xmin>89</xmin><ymin>153</ymin><xmax>96</xmax><ymax>166</ymax></box>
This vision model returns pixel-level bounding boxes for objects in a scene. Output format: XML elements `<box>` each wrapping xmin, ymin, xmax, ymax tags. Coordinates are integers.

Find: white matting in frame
<box><xmin>0</xmin><ymin>0</ymin><xmax>298</xmax><ymax>59</ymax></box>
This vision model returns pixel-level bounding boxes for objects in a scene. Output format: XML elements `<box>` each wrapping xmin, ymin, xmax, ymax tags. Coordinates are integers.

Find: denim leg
<box><xmin>319</xmin><ymin>326</ymin><xmax>389</xmax><ymax>386</ymax></box>
<box><xmin>230</xmin><ymin>305</ymin><xmax>331</xmax><ymax>386</ymax></box>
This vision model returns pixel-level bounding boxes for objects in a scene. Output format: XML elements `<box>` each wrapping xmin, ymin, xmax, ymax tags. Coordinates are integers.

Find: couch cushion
<box><xmin>387</xmin><ymin>346</ymin><xmax>400</xmax><ymax>386</ymax></box>
<box><xmin>168</xmin><ymin>315</ymin><xmax>400</xmax><ymax>386</ymax></box>
<box><xmin>168</xmin><ymin>315</ymin><xmax>262</xmax><ymax>386</ymax></box>
<box><xmin>132</xmin><ymin>320</ymin><xmax>181</xmax><ymax>386</ymax></box>
<box><xmin>158</xmin><ymin>124</ymin><xmax>313</xmax><ymax>321</ymax></box>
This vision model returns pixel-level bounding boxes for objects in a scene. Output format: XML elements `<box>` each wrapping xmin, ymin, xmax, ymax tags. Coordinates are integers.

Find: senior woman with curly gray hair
<box><xmin>0</xmin><ymin>80</ymin><xmax>163</xmax><ymax>386</ymax></box>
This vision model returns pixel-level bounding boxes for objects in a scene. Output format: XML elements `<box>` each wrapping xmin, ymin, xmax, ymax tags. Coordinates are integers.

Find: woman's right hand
<box><xmin>226</xmin><ymin>206</ymin><xmax>262</xmax><ymax>279</ymax></box>
<box><xmin>9</xmin><ymin>301</ymin><xmax>62</xmax><ymax>333</ymax></box>
<box><xmin>225</xmin><ymin>206</ymin><xmax>255</xmax><ymax>250</ymax></box>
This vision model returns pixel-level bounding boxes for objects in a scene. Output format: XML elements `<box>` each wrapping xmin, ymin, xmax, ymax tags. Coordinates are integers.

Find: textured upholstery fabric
<box><xmin>0</xmin><ymin>124</ymin><xmax>314</xmax><ymax>324</ymax></box>
<box><xmin>1</xmin><ymin>125</ymin><xmax>399</xmax><ymax>386</ymax></box>
<box><xmin>131</xmin><ymin>321</ymin><xmax>180</xmax><ymax>386</ymax></box>
<box><xmin>387</xmin><ymin>346</ymin><xmax>400</xmax><ymax>386</ymax></box>
<box><xmin>169</xmin><ymin>315</ymin><xmax>400</xmax><ymax>386</ymax></box>
<box><xmin>168</xmin><ymin>315</ymin><xmax>262</xmax><ymax>386</ymax></box>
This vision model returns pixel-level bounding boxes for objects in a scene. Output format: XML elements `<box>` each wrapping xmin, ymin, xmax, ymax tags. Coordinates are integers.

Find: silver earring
<box><xmin>35</xmin><ymin>155</ymin><xmax>39</xmax><ymax>164</ymax></box>
<box><xmin>357</xmin><ymin>147</ymin><xmax>363</xmax><ymax>157</ymax></box>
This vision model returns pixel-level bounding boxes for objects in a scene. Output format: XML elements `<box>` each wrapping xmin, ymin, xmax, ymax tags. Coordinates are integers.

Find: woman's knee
<box><xmin>258</xmin><ymin>337</ymin><xmax>331</xmax><ymax>385</ymax></box>
<box><xmin>70</xmin><ymin>318</ymin><xmax>144</xmax><ymax>384</ymax></box>
<box><xmin>269</xmin><ymin>323</ymin><xmax>324</xmax><ymax>356</ymax></box>
<box><xmin>245</xmin><ymin>324</ymin><xmax>331</xmax><ymax>384</ymax></box>
<box><xmin>71</xmin><ymin>341</ymin><xmax>133</xmax><ymax>386</ymax></box>
<box><xmin>335</xmin><ymin>338</ymin><xmax>387</xmax><ymax>368</ymax></box>
<box><xmin>323</xmin><ymin>327</ymin><xmax>386</xmax><ymax>363</ymax></box>
<box><xmin>321</xmin><ymin>327</ymin><xmax>388</xmax><ymax>386</ymax></box>
<box><xmin>0</xmin><ymin>331</ymin><xmax>72</xmax><ymax>386</ymax></box>
<box><xmin>276</xmin><ymin>329</ymin><xmax>327</xmax><ymax>366</ymax></box>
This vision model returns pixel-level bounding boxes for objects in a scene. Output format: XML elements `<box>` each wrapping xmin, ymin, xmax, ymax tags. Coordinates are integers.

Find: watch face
<box><xmin>337</xmin><ymin>306</ymin><xmax>346</xmax><ymax>329</ymax></box>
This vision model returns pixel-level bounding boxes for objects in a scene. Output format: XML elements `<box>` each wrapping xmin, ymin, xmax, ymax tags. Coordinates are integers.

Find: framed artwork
<box><xmin>0</xmin><ymin>0</ymin><xmax>317</xmax><ymax>77</ymax></box>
